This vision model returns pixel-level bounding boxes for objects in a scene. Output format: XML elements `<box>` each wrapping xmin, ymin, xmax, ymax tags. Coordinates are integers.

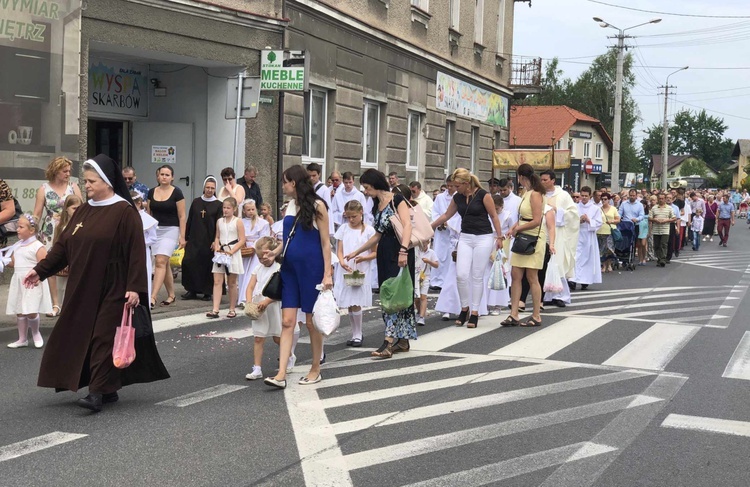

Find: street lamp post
<box><xmin>661</xmin><ymin>66</ymin><xmax>689</xmax><ymax>190</ymax></box>
<box><xmin>593</xmin><ymin>17</ymin><xmax>661</xmax><ymax>192</ymax></box>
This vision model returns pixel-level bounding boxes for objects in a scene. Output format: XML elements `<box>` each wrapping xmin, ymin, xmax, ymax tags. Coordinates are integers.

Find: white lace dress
<box><xmin>6</xmin><ymin>240</ymin><xmax>53</xmax><ymax>315</ymax></box>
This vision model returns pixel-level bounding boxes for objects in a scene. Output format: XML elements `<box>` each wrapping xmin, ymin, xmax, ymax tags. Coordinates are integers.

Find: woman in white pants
<box><xmin>431</xmin><ymin>168</ymin><xmax>503</xmax><ymax>328</ymax></box>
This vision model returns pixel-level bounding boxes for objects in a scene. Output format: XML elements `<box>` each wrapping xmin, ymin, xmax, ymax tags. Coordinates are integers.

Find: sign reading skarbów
<box><xmin>260</xmin><ymin>50</ymin><xmax>305</xmax><ymax>91</ymax></box>
<box><xmin>89</xmin><ymin>58</ymin><xmax>148</xmax><ymax>117</ymax></box>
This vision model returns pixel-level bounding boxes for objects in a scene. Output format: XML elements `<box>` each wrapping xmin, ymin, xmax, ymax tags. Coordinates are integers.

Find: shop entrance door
<box><xmin>131</xmin><ymin>122</ymin><xmax>194</xmax><ymax>200</ymax></box>
<box><xmin>88</xmin><ymin>120</ymin><xmax>129</xmax><ymax>165</ymax></box>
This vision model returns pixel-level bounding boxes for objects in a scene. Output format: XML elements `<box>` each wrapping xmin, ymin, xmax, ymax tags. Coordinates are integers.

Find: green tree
<box><xmin>678</xmin><ymin>158</ymin><xmax>708</xmax><ymax>177</ymax></box>
<box><xmin>526</xmin><ymin>52</ymin><xmax>642</xmax><ymax>172</ymax></box>
<box><xmin>640</xmin><ymin>109</ymin><xmax>734</xmax><ymax>170</ymax></box>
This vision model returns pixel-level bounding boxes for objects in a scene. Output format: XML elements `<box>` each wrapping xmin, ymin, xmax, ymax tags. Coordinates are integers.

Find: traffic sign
<box><xmin>225</xmin><ymin>75</ymin><xmax>261</xmax><ymax>119</ymax></box>
<box><xmin>584</xmin><ymin>159</ymin><xmax>594</xmax><ymax>174</ymax></box>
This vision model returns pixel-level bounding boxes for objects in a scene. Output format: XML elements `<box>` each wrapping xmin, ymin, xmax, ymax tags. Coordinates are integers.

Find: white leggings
<box><xmin>456</xmin><ymin>233</ymin><xmax>495</xmax><ymax>311</ymax></box>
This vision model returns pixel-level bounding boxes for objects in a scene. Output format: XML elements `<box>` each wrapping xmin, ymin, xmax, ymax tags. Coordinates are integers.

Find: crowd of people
<box><xmin>1</xmin><ymin>155</ymin><xmax>747</xmax><ymax>405</ymax></box>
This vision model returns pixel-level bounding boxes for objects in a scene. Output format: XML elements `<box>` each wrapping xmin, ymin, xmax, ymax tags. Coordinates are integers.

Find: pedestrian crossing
<box><xmin>285</xmin><ymin>351</ymin><xmax>687</xmax><ymax>486</ymax></box>
<box><xmin>679</xmin><ymin>248</ymin><xmax>750</xmax><ymax>273</ymax></box>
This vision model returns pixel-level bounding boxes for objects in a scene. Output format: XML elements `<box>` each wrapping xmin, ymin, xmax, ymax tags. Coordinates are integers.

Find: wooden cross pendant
<box><xmin>72</xmin><ymin>222</ymin><xmax>84</xmax><ymax>235</ymax></box>
<box><xmin>200</xmin><ymin>209</ymin><xmax>206</xmax><ymax>218</ymax></box>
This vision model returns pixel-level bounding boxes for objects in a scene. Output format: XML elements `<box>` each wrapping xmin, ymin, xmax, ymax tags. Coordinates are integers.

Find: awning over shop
<box><xmin>493</xmin><ymin>149</ymin><xmax>571</xmax><ymax>170</ymax></box>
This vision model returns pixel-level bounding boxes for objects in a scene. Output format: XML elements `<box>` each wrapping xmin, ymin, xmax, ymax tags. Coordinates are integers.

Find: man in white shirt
<box><xmin>498</xmin><ymin>178</ymin><xmax>522</xmax><ymax>229</ymax></box>
<box><xmin>329</xmin><ymin>170</ymin><xmax>342</xmax><ymax>200</ymax></box>
<box><xmin>331</xmin><ymin>171</ymin><xmax>366</xmax><ymax>228</ymax></box>
<box><xmin>571</xmin><ymin>186</ymin><xmax>603</xmax><ymax>291</ymax></box>
<box><xmin>409</xmin><ymin>181</ymin><xmax>433</xmax><ymax>219</ymax></box>
<box><xmin>306</xmin><ymin>162</ymin><xmax>334</xmax><ymax>236</ymax></box>
<box><xmin>388</xmin><ymin>171</ymin><xmax>400</xmax><ymax>190</ymax></box>
<box><xmin>430</xmin><ymin>176</ymin><xmax>458</xmax><ymax>292</ymax></box>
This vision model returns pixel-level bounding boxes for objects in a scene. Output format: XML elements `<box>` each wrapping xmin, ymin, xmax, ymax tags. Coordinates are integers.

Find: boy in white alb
<box><xmin>415</xmin><ymin>241</ymin><xmax>439</xmax><ymax>325</ymax></box>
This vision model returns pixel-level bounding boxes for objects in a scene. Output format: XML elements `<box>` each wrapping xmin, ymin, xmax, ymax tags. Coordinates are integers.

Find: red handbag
<box><xmin>113</xmin><ymin>306</ymin><xmax>136</xmax><ymax>369</ymax></box>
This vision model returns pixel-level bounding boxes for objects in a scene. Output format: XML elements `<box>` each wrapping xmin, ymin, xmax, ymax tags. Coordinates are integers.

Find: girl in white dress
<box><xmin>5</xmin><ymin>215</ymin><xmax>53</xmax><ymax>348</ymax></box>
<box><xmin>208</xmin><ymin>197</ymin><xmax>245</xmax><ymax>319</ymax></box>
<box><xmin>238</xmin><ymin>200</ymin><xmax>270</xmax><ymax>306</ymax></box>
<box><xmin>334</xmin><ymin>200</ymin><xmax>376</xmax><ymax>347</ymax></box>
<box><xmin>244</xmin><ymin>237</ymin><xmax>282</xmax><ymax>380</ymax></box>
<box><xmin>485</xmin><ymin>196</ymin><xmax>511</xmax><ymax>313</ymax></box>
<box><xmin>51</xmin><ymin>195</ymin><xmax>82</xmax><ymax>305</ymax></box>
<box><xmin>131</xmin><ymin>191</ymin><xmax>159</xmax><ymax>301</ymax></box>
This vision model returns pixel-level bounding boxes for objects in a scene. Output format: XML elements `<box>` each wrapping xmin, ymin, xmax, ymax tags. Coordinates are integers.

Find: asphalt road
<box><xmin>2</xmin><ymin>223</ymin><xmax>750</xmax><ymax>486</ymax></box>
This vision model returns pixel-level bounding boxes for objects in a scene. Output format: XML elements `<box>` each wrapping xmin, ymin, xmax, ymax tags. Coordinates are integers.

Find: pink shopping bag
<box><xmin>113</xmin><ymin>305</ymin><xmax>136</xmax><ymax>369</ymax></box>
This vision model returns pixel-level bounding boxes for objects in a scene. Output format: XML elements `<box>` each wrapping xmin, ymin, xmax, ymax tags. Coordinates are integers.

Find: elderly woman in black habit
<box><xmin>24</xmin><ymin>154</ymin><xmax>169</xmax><ymax>412</ymax></box>
<box><xmin>181</xmin><ymin>176</ymin><xmax>223</xmax><ymax>301</ymax></box>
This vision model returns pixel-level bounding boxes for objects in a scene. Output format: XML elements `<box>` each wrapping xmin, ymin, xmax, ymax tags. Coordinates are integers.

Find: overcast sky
<box><xmin>513</xmin><ymin>0</ymin><xmax>749</xmax><ymax>147</ymax></box>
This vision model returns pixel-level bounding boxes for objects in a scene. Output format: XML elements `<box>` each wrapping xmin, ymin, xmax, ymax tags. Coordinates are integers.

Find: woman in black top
<box><xmin>345</xmin><ymin>169</ymin><xmax>416</xmax><ymax>358</ymax></box>
<box><xmin>146</xmin><ymin>165</ymin><xmax>186</xmax><ymax>308</ymax></box>
<box><xmin>431</xmin><ymin>168</ymin><xmax>503</xmax><ymax>328</ymax></box>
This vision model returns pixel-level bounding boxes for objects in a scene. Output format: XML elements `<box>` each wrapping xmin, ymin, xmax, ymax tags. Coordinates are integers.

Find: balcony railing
<box><xmin>510</xmin><ymin>56</ymin><xmax>542</xmax><ymax>88</ymax></box>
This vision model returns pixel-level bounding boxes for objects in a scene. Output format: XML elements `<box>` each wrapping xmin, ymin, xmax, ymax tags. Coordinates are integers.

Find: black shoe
<box><xmin>76</xmin><ymin>394</ymin><xmax>103</xmax><ymax>412</ymax></box>
<box><xmin>581</xmin><ymin>284</ymin><xmax>588</xmax><ymax>290</ymax></box>
<box><xmin>181</xmin><ymin>291</ymin><xmax>198</xmax><ymax>300</ymax></box>
<box><xmin>102</xmin><ymin>392</ymin><xmax>119</xmax><ymax>404</ymax></box>
<box><xmin>372</xmin><ymin>288</ymin><xmax>379</xmax><ymax>294</ymax></box>
<box><xmin>659</xmin><ymin>262</ymin><xmax>666</xmax><ymax>267</ymax></box>
<box><xmin>319</xmin><ymin>353</ymin><xmax>326</xmax><ymax>365</ymax></box>
<box><xmin>543</xmin><ymin>301</ymin><xmax>553</xmax><ymax>306</ymax></box>
<box><xmin>568</xmin><ymin>281</ymin><xmax>577</xmax><ymax>291</ymax></box>
<box><xmin>201</xmin><ymin>294</ymin><xmax>212</xmax><ymax>301</ymax></box>
<box><xmin>429</xmin><ymin>286</ymin><xmax>442</xmax><ymax>292</ymax></box>
<box><xmin>674</xmin><ymin>251</ymin><xmax>679</xmax><ymax>258</ymax></box>
<box><xmin>552</xmin><ymin>299</ymin><xmax>567</xmax><ymax>308</ymax></box>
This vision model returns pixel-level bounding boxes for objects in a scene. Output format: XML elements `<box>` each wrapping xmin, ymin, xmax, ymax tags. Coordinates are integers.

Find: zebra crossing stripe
<box><xmin>661</xmin><ymin>414</ymin><xmax>750</xmax><ymax>438</ymax></box>
<box><xmin>410</xmin><ymin>320</ymin><xmax>507</xmax><ymax>352</ymax></box>
<box><xmin>722</xmin><ymin>331</ymin><xmax>750</xmax><ymax>380</ymax></box>
<box><xmin>563</xmin><ymin>289</ymin><xmax>728</xmax><ymax>308</ymax></box>
<box><xmin>333</xmin><ymin>394</ymin><xmax>659</xmax><ymax>471</ymax></box>
<box><xmin>155</xmin><ymin>384</ymin><xmax>248</xmax><ymax>407</ymax></box>
<box><xmin>563</xmin><ymin>298</ymin><xmax>731</xmax><ymax>316</ymax></box>
<box><xmin>606</xmin><ymin>304</ymin><xmax>732</xmax><ymax>321</ymax></box>
<box><xmin>0</xmin><ymin>432</ymin><xmax>88</xmax><ymax>463</ymax></box>
<box><xmin>328</xmin><ymin>370</ymin><xmax>651</xmax><ymax>435</ymax></box>
<box><xmin>602</xmin><ymin>324</ymin><xmax>700</xmax><ymax>371</ymax></box>
<box><xmin>401</xmin><ymin>441</ymin><xmax>617</xmax><ymax>487</ymax></box>
<box><xmin>490</xmin><ymin>317</ymin><xmax>611</xmax><ymax>359</ymax></box>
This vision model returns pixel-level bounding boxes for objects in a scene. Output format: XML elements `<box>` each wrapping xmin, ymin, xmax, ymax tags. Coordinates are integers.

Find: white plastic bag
<box><xmin>313</xmin><ymin>285</ymin><xmax>341</xmax><ymax>336</ymax></box>
<box><xmin>543</xmin><ymin>253</ymin><xmax>564</xmax><ymax>293</ymax></box>
<box><xmin>488</xmin><ymin>251</ymin><xmax>507</xmax><ymax>291</ymax></box>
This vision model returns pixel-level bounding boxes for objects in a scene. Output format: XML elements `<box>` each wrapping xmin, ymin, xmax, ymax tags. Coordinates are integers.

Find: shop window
<box><xmin>361</xmin><ymin>101</ymin><xmax>380</xmax><ymax>167</ymax></box>
<box><xmin>406</xmin><ymin>111</ymin><xmax>423</xmax><ymax>172</ymax></box>
<box><xmin>303</xmin><ymin>88</ymin><xmax>327</xmax><ymax>161</ymax></box>
<box><xmin>595</xmin><ymin>142</ymin><xmax>603</xmax><ymax>160</ymax></box>
<box><xmin>470</xmin><ymin>126</ymin><xmax>479</xmax><ymax>173</ymax></box>
<box><xmin>445</xmin><ymin>120</ymin><xmax>456</xmax><ymax>175</ymax></box>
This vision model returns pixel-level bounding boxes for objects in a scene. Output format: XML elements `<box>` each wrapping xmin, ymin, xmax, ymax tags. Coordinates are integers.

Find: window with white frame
<box><xmin>595</xmin><ymin>142</ymin><xmax>603</xmax><ymax>159</ymax></box>
<box><xmin>555</xmin><ymin>139</ymin><xmax>562</xmax><ymax>150</ymax></box>
<box><xmin>583</xmin><ymin>141</ymin><xmax>591</xmax><ymax>158</ymax></box>
<box><xmin>496</xmin><ymin>0</ymin><xmax>505</xmax><ymax>54</ymax></box>
<box><xmin>406</xmin><ymin>111</ymin><xmax>423</xmax><ymax>171</ymax></box>
<box><xmin>569</xmin><ymin>139</ymin><xmax>576</xmax><ymax>157</ymax></box>
<box><xmin>445</xmin><ymin>121</ymin><xmax>456</xmax><ymax>175</ymax></box>
<box><xmin>303</xmin><ymin>88</ymin><xmax>327</xmax><ymax>161</ymax></box>
<box><xmin>470</xmin><ymin>126</ymin><xmax>480</xmax><ymax>173</ymax></box>
<box><xmin>449</xmin><ymin>0</ymin><xmax>460</xmax><ymax>30</ymax></box>
<box><xmin>474</xmin><ymin>0</ymin><xmax>484</xmax><ymax>44</ymax></box>
<box><xmin>411</xmin><ymin>0</ymin><xmax>428</xmax><ymax>10</ymax></box>
<box><xmin>361</xmin><ymin>101</ymin><xmax>380</xmax><ymax>167</ymax></box>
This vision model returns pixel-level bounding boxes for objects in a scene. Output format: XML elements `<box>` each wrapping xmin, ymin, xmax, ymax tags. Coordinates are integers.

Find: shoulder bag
<box><xmin>605</xmin><ymin>209</ymin><xmax>622</xmax><ymax>242</ymax></box>
<box><xmin>388</xmin><ymin>197</ymin><xmax>434</xmax><ymax>249</ymax></box>
<box><xmin>262</xmin><ymin>214</ymin><xmax>300</xmax><ymax>301</ymax></box>
<box><xmin>511</xmin><ymin>194</ymin><xmax>542</xmax><ymax>255</ymax></box>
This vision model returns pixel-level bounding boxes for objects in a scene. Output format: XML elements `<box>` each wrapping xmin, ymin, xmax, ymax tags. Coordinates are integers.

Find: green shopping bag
<box><xmin>380</xmin><ymin>268</ymin><xmax>414</xmax><ymax>314</ymax></box>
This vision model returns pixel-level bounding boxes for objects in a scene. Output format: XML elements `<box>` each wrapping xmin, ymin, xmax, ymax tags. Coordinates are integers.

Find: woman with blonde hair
<box><xmin>33</xmin><ymin>156</ymin><xmax>83</xmax><ymax>317</ymax></box>
<box><xmin>503</xmin><ymin>163</ymin><xmax>546</xmax><ymax>327</ymax></box>
<box><xmin>431</xmin><ymin>168</ymin><xmax>503</xmax><ymax>328</ymax></box>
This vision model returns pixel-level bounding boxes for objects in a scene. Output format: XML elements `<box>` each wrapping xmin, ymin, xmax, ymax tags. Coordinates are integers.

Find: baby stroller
<box><xmin>614</xmin><ymin>220</ymin><xmax>637</xmax><ymax>271</ymax></box>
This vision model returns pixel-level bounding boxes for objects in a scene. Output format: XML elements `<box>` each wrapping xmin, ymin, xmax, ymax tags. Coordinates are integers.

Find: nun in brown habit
<box><xmin>24</xmin><ymin>154</ymin><xmax>169</xmax><ymax>412</ymax></box>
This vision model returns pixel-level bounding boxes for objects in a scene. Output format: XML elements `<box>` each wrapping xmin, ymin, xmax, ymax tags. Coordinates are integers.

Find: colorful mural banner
<box><xmin>89</xmin><ymin>58</ymin><xmax>148</xmax><ymax>117</ymax></box>
<box><xmin>436</xmin><ymin>71</ymin><xmax>509</xmax><ymax>128</ymax></box>
<box><xmin>493</xmin><ymin>150</ymin><xmax>571</xmax><ymax>170</ymax></box>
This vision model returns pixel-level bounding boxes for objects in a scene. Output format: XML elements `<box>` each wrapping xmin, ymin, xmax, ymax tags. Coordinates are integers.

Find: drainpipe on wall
<box><xmin>276</xmin><ymin>0</ymin><xmax>287</xmax><ymax>219</ymax></box>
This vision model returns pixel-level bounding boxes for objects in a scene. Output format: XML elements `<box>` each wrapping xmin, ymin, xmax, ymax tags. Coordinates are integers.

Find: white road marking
<box><xmin>562</xmin><ymin>289</ymin><xmax>728</xmax><ymax>308</ymax></box>
<box><xmin>710</xmin><ymin>263</ymin><xmax>750</xmax><ymax>328</ymax></box>
<box><xmin>661</xmin><ymin>414</ymin><xmax>750</xmax><ymax>438</ymax></box>
<box><xmin>722</xmin><ymin>331</ymin><xmax>750</xmax><ymax>380</ymax></box>
<box><xmin>209</xmin><ymin>328</ymin><xmax>254</xmax><ymax>339</ymax></box>
<box><xmin>328</xmin><ymin>370</ymin><xmax>650</xmax><ymax>435</ymax></box>
<box><xmin>490</xmin><ymin>317</ymin><xmax>611</xmax><ymax>358</ymax></box>
<box><xmin>602</xmin><ymin>323</ymin><xmax>700</xmax><ymax>371</ymax></box>
<box><xmin>151</xmin><ymin>311</ymin><xmax>230</xmax><ymax>333</ymax></box>
<box><xmin>155</xmin><ymin>384</ymin><xmax>247</xmax><ymax>407</ymax></box>
<box><xmin>563</xmin><ymin>298</ymin><xmax>730</xmax><ymax>316</ymax></box>
<box><xmin>0</xmin><ymin>432</ymin><xmax>88</xmax><ymax>462</ymax></box>
<box><xmin>606</xmin><ymin>304</ymin><xmax>731</xmax><ymax>320</ymax></box>
<box><xmin>410</xmin><ymin>319</ymin><xmax>506</xmax><ymax>352</ymax></box>
<box><xmin>333</xmin><ymin>394</ymin><xmax>658</xmax><ymax>470</ymax></box>
<box><xmin>402</xmin><ymin>442</ymin><xmax>617</xmax><ymax>487</ymax></box>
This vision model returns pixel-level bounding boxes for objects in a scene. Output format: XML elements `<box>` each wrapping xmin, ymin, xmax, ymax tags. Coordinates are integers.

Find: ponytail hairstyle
<box><xmin>451</xmin><ymin>168</ymin><xmax>482</xmax><ymax>191</ymax></box>
<box><xmin>516</xmin><ymin>163</ymin><xmax>544</xmax><ymax>194</ymax></box>
<box><xmin>54</xmin><ymin>194</ymin><xmax>83</xmax><ymax>241</ymax></box>
<box><xmin>283</xmin><ymin>164</ymin><xmax>325</xmax><ymax>230</ymax></box>
<box><xmin>344</xmin><ymin>199</ymin><xmax>365</xmax><ymax>231</ymax></box>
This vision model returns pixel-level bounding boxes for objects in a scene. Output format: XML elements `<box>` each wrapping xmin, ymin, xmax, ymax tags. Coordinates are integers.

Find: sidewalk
<box><xmin>0</xmin><ymin>270</ymin><xmax>221</xmax><ymax>331</ymax></box>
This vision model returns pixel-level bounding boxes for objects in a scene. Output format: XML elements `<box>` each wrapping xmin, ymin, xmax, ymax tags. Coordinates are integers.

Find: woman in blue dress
<box><xmin>263</xmin><ymin>165</ymin><xmax>332</xmax><ymax>389</ymax></box>
<box><xmin>346</xmin><ymin>169</ymin><xmax>416</xmax><ymax>358</ymax></box>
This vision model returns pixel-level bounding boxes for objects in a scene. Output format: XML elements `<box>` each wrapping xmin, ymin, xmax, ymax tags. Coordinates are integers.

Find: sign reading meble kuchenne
<box><xmin>260</xmin><ymin>50</ymin><xmax>305</xmax><ymax>91</ymax></box>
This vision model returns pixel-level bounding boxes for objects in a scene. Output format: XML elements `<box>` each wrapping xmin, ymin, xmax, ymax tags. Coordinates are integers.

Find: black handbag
<box><xmin>511</xmin><ymin>201</ymin><xmax>542</xmax><ymax>255</ymax></box>
<box><xmin>262</xmin><ymin>215</ymin><xmax>299</xmax><ymax>300</ymax></box>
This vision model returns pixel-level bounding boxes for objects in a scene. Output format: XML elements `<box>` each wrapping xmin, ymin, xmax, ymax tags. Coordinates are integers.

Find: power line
<box><xmin>640</xmin><ymin>20</ymin><xmax>750</xmax><ymax>38</ymax></box>
<box><xmin>678</xmin><ymin>86</ymin><xmax>750</xmax><ymax>95</ymax></box>
<box><xmin>586</xmin><ymin>0</ymin><xmax>750</xmax><ymax>19</ymax></box>
<box><xmin>670</xmin><ymin>97</ymin><xmax>750</xmax><ymax>121</ymax></box>
<box><xmin>556</xmin><ymin>59</ymin><xmax>750</xmax><ymax>70</ymax></box>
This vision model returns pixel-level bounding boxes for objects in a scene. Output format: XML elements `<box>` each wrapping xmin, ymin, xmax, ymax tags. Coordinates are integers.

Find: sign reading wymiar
<box><xmin>260</xmin><ymin>50</ymin><xmax>306</xmax><ymax>91</ymax></box>
<box><xmin>0</xmin><ymin>0</ymin><xmax>62</xmax><ymax>43</ymax></box>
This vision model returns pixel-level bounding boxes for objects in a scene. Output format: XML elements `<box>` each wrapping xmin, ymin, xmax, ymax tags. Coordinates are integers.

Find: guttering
<box><xmin>291</xmin><ymin>0</ymin><xmax>514</xmax><ymax>98</ymax></box>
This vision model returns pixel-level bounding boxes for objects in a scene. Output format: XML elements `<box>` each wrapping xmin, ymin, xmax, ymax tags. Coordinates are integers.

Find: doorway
<box><xmin>88</xmin><ymin>119</ymin><xmax>129</xmax><ymax>165</ymax></box>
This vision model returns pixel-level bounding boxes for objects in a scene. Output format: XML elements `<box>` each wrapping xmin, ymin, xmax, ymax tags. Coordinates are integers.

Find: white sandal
<box><xmin>46</xmin><ymin>305</ymin><xmax>61</xmax><ymax>318</ymax></box>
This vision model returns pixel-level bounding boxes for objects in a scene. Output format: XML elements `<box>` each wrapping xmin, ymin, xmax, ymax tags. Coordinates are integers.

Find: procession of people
<box><xmin>0</xmin><ymin>153</ymin><xmax>743</xmax><ymax>409</ymax></box>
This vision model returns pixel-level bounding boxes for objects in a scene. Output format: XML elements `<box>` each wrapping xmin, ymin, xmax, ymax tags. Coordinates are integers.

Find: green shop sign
<box><xmin>260</xmin><ymin>50</ymin><xmax>306</xmax><ymax>92</ymax></box>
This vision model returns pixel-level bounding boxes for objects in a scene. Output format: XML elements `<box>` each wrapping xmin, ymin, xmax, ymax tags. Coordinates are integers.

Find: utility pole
<box><xmin>659</xmin><ymin>66</ymin><xmax>689</xmax><ymax>190</ymax></box>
